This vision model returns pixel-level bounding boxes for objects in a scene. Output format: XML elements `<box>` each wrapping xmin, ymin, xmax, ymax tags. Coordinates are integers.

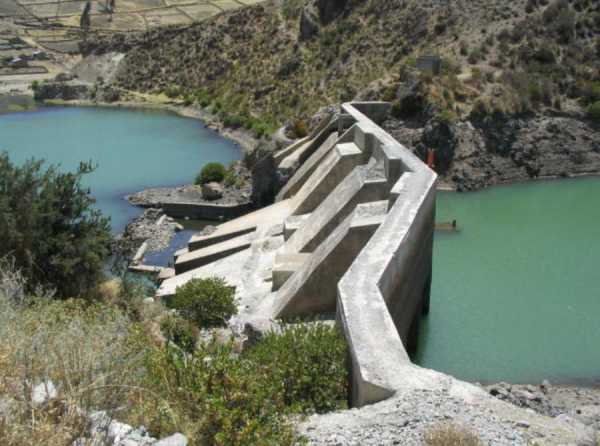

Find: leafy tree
<box><xmin>587</xmin><ymin>101</ymin><xmax>600</xmax><ymax>123</ymax></box>
<box><xmin>0</xmin><ymin>152</ymin><xmax>111</xmax><ymax>297</ymax></box>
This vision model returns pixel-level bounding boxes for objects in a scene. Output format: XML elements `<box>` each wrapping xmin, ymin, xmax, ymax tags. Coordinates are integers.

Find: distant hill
<box><xmin>84</xmin><ymin>0</ymin><xmax>600</xmax><ymax>190</ymax></box>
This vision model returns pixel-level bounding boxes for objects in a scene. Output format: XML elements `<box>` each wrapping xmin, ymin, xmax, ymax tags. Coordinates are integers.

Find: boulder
<box><xmin>201</xmin><ymin>182</ymin><xmax>224</xmax><ymax>201</ymax></box>
<box><xmin>155</xmin><ymin>433</ymin><xmax>188</xmax><ymax>446</ymax></box>
<box><xmin>31</xmin><ymin>380</ymin><xmax>57</xmax><ymax>406</ymax></box>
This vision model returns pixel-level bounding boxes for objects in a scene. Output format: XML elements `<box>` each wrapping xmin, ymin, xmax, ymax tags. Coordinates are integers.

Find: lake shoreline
<box><xmin>42</xmin><ymin>96</ymin><xmax>262</xmax><ymax>154</ymax></box>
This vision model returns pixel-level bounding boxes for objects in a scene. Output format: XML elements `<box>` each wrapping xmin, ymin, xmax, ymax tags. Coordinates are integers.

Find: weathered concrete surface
<box><xmin>283</xmin><ymin>160</ymin><xmax>388</xmax><ymax>255</ymax></box>
<box><xmin>276</xmin><ymin>131</ymin><xmax>339</xmax><ymax>201</ymax></box>
<box><xmin>291</xmin><ymin>141</ymin><xmax>366</xmax><ymax>215</ymax></box>
<box><xmin>188</xmin><ymin>199</ymin><xmax>292</xmax><ymax>250</ymax></box>
<box><xmin>273</xmin><ymin>200</ymin><xmax>389</xmax><ymax>319</ymax></box>
<box><xmin>336</xmin><ymin>102</ymin><xmax>437</xmax><ymax>407</ymax></box>
<box><xmin>175</xmin><ymin>232</ymin><xmax>255</xmax><ymax>274</ymax></box>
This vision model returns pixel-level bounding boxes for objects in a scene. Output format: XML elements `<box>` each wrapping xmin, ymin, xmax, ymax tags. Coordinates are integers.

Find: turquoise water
<box><xmin>415</xmin><ymin>177</ymin><xmax>600</xmax><ymax>384</ymax></box>
<box><xmin>0</xmin><ymin>106</ymin><xmax>242</xmax><ymax>232</ymax></box>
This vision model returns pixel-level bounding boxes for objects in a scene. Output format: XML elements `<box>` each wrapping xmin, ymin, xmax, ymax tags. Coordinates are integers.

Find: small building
<box><xmin>416</xmin><ymin>55</ymin><xmax>442</xmax><ymax>75</ymax></box>
<box><xmin>8</xmin><ymin>57</ymin><xmax>28</xmax><ymax>68</ymax></box>
<box><xmin>32</xmin><ymin>50</ymin><xmax>49</xmax><ymax>60</ymax></box>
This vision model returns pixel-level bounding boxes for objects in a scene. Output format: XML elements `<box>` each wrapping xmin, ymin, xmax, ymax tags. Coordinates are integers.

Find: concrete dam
<box><xmin>156</xmin><ymin>102</ymin><xmax>592</xmax><ymax>443</ymax></box>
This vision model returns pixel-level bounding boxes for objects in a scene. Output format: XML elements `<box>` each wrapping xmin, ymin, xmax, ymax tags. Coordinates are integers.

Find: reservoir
<box><xmin>0</xmin><ymin>106</ymin><xmax>242</xmax><ymax>232</ymax></box>
<box><xmin>3</xmin><ymin>105</ymin><xmax>599</xmax><ymax>385</ymax></box>
<box><xmin>416</xmin><ymin>177</ymin><xmax>600</xmax><ymax>384</ymax></box>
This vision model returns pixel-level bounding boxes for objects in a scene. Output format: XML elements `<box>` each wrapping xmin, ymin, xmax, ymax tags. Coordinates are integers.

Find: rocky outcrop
<box><xmin>201</xmin><ymin>181</ymin><xmax>224</xmax><ymax>201</ymax></box>
<box><xmin>247</xmin><ymin>144</ymin><xmax>283</xmax><ymax>207</ymax></box>
<box><xmin>383</xmin><ymin>113</ymin><xmax>600</xmax><ymax>191</ymax></box>
<box><xmin>299</xmin><ymin>0</ymin><xmax>349</xmax><ymax>41</ymax></box>
<box><xmin>117</xmin><ymin>208</ymin><xmax>183</xmax><ymax>259</ymax></box>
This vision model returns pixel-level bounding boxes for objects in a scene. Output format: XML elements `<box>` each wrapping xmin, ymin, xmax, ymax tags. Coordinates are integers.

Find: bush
<box><xmin>169</xmin><ymin>277</ymin><xmax>236</xmax><ymax>328</ymax></box>
<box><xmin>290</xmin><ymin>118</ymin><xmax>308</xmax><ymax>138</ymax></box>
<box><xmin>438</xmin><ymin>109</ymin><xmax>457</xmax><ymax>124</ymax></box>
<box><xmin>248</xmin><ymin>323</ymin><xmax>348</xmax><ymax>414</ymax></box>
<box><xmin>587</xmin><ymin>101</ymin><xmax>600</xmax><ymax>122</ymax></box>
<box><xmin>141</xmin><ymin>322</ymin><xmax>348</xmax><ymax>444</ymax></box>
<box><xmin>0</xmin><ymin>153</ymin><xmax>111</xmax><ymax>298</ymax></box>
<box><xmin>424</xmin><ymin>423</ymin><xmax>483</xmax><ymax>446</ymax></box>
<box><xmin>195</xmin><ymin>162</ymin><xmax>226</xmax><ymax>185</ymax></box>
<box><xmin>164</xmin><ymin>85</ymin><xmax>182</xmax><ymax>99</ymax></box>
<box><xmin>160</xmin><ymin>315</ymin><xmax>197</xmax><ymax>353</ymax></box>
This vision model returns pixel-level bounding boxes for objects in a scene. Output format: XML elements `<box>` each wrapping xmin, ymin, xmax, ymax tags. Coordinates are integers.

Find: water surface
<box><xmin>0</xmin><ymin>106</ymin><xmax>242</xmax><ymax>232</ymax></box>
<box><xmin>416</xmin><ymin>177</ymin><xmax>600</xmax><ymax>384</ymax></box>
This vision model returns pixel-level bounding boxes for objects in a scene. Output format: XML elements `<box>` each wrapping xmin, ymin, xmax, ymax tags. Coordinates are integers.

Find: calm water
<box><xmin>416</xmin><ymin>177</ymin><xmax>600</xmax><ymax>384</ymax></box>
<box><xmin>0</xmin><ymin>106</ymin><xmax>242</xmax><ymax>232</ymax></box>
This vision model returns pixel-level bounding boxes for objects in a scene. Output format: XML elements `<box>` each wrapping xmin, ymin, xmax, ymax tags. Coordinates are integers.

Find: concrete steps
<box><xmin>175</xmin><ymin>232</ymin><xmax>255</xmax><ymax>274</ymax></box>
<box><xmin>291</xmin><ymin>142</ymin><xmax>366</xmax><ymax>215</ymax></box>
<box><xmin>276</xmin><ymin>131</ymin><xmax>339</xmax><ymax>201</ymax></box>
<box><xmin>272</xmin><ymin>201</ymin><xmax>389</xmax><ymax>319</ymax></box>
<box><xmin>187</xmin><ymin>199</ymin><xmax>292</xmax><ymax>251</ymax></box>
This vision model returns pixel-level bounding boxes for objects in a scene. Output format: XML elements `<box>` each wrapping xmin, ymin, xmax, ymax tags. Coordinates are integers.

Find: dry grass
<box><xmin>0</xmin><ymin>261</ymin><xmax>151</xmax><ymax>446</ymax></box>
<box><xmin>423</xmin><ymin>423</ymin><xmax>484</xmax><ymax>446</ymax></box>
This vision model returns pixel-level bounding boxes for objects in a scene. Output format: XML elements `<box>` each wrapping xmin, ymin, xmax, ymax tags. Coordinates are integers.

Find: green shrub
<box><xmin>438</xmin><ymin>108</ymin><xmax>457</xmax><ymax>124</ymax></box>
<box><xmin>164</xmin><ymin>85</ymin><xmax>182</xmax><ymax>99</ymax></box>
<box><xmin>141</xmin><ymin>322</ymin><xmax>348</xmax><ymax>444</ymax></box>
<box><xmin>290</xmin><ymin>118</ymin><xmax>308</xmax><ymax>138</ymax></box>
<box><xmin>195</xmin><ymin>89</ymin><xmax>212</xmax><ymax>107</ymax></box>
<box><xmin>581</xmin><ymin>81</ymin><xmax>600</xmax><ymax>105</ymax></box>
<box><xmin>169</xmin><ymin>277</ymin><xmax>236</xmax><ymax>328</ymax></box>
<box><xmin>195</xmin><ymin>162</ymin><xmax>226</xmax><ymax>185</ymax></box>
<box><xmin>587</xmin><ymin>101</ymin><xmax>600</xmax><ymax>122</ymax></box>
<box><xmin>248</xmin><ymin>323</ymin><xmax>348</xmax><ymax>414</ymax></box>
<box><xmin>223</xmin><ymin>164</ymin><xmax>239</xmax><ymax>188</ymax></box>
<box><xmin>160</xmin><ymin>315</ymin><xmax>197</xmax><ymax>353</ymax></box>
<box><xmin>0</xmin><ymin>154</ymin><xmax>111</xmax><ymax>297</ymax></box>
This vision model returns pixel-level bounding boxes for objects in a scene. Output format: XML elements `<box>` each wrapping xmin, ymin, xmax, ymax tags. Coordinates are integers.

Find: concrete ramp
<box><xmin>175</xmin><ymin>232</ymin><xmax>255</xmax><ymax>274</ymax></box>
<box><xmin>284</xmin><ymin>161</ymin><xmax>389</xmax><ymax>255</ymax></box>
<box><xmin>272</xmin><ymin>201</ymin><xmax>389</xmax><ymax>319</ymax></box>
<box><xmin>188</xmin><ymin>199</ymin><xmax>293</xmax><ymax>251</ymax></box>
<box><xmin>276</xmin><ymin>131</ymin><xmax>339</xmax><ymax>201</ymax></box>
<box><xmin>290</xmin><ymin>142</ymin><xmax>367</xmax><ymax>215</ymax></box>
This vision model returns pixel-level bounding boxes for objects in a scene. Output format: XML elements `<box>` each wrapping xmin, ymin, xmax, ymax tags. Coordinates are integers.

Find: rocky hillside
<box><xmin>82</xmin><ymin>0</ymin><xmax>600</xmax><ymax>190</ymax></box>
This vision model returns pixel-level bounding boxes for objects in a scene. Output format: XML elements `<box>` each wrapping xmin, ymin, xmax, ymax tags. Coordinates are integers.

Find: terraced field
<box><xmin>0</xmin><ymin>0</ymin><xmax>264</xmax><ymax>55</ymax></box>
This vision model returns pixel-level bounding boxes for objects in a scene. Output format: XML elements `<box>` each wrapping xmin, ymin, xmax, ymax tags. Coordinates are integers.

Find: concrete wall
<box><xmin>157</xmin><ymin>201</ymin><xmax>254</xmax><ymax>221</ymax></box>
<box><xmin>335</xmin><ymin>103</ymin><xmax>437</xmax><ymax>407</ymax></box>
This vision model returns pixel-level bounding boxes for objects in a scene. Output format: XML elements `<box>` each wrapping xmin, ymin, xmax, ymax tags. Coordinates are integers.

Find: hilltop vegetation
<box><xmin>79</xmin><ymin>0</ymin><xmax>600</xmax><ymax>190</ymax></box>
<box><xmin>83</xmin><ymin>0</ymin><xmax>600</xmax><ymax>127</ymax></box>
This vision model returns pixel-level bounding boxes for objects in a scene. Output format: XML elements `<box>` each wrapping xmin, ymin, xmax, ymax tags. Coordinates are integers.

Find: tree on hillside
<box><xmin>0</xmin><ymin>152</ymin><xmax>111</xmax><ymax>298</ymax></box>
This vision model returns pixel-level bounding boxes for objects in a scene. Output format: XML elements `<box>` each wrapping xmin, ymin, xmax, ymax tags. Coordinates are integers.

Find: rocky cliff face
<box><xmin>383</xmin><ymin>112</ymin><xmax>600</xmax><ymax>191</ymax></box>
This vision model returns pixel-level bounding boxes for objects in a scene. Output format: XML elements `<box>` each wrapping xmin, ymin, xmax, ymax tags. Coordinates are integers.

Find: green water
<box><xmin>0</xmin><ymin>106</ymin><xmax>242</xmax><ymax>232</ymax></box>
<box><xmin>416</xmin><ymin>177</ymin><xmax>600</xmax><ymax>384</ymax></box>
